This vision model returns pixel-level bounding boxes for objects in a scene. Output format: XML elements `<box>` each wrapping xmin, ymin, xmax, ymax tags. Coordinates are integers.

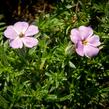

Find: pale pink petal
<box><xmin>79</xmin><ymin>26</ymin><xmax>93</xmax><ymax>40</ymax></box>
<box><xmin>14</xmin><ymin>22</ymin><xmax>29</xmax><ymax>34</ymax></box>
<box><xmin>87</xmin><ymin>35</ymin><xmax>101</xmax><ymax>47</ymax></box>
<box><xmin>22</xmin><ymin>37</ymin><xmax>38</xmax><ymax>48</ymax></box>
<box><xmin>10</xmin><ymin>38</ymin><xmax>23</xmax><ymax>48</ymax></box>
<box><xmin>70</xmin><ymin>29</ymin><xmax>81</xmax><ymax>44</ymax></box>
<box><xmin>84</xmin><ymin>45</ymin><xmax>99</xmax><ymax>57</ymax></box>
<box><xmin>4</xmin><ymin>26</ymin><xmax>18</xmax><ymax>39</ymax></box>
<box><xmin>75</xmin><ymin>41</ymin><xmax>84</xmax><ymax>56</ymax></box>
<box><xmin>25</xmin><ymin>25</ymin><xmax>39</xmax><ymax>37</ymax></box>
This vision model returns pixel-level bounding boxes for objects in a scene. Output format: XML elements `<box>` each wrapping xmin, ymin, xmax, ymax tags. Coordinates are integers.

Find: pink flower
<box><xmin>4</xmin><ymin>21</ymin><xmax>39</xmax><ymax>48</ymax></box>
<box><xmin>70</xmin><ymin>26</ymin><xmax>101</xmax><ymax>57</ymax></box>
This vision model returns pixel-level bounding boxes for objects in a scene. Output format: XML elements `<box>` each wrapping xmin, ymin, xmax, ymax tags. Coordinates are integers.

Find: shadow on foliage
<box><xmin>0</xmin><ymin>0</ymin><xmax>60</xmax><ymax>24</ymax></box>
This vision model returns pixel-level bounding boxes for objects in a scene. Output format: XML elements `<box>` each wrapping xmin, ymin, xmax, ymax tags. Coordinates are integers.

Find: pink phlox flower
<box><xmin>70</xmin><ymin>26</ymin><xmax>101</xmax><ymax>57</ymax></box>
<box><xmin>4</xmin><ymin>21</ymin><xmax>39</xmax><ymax>48</ymax></box>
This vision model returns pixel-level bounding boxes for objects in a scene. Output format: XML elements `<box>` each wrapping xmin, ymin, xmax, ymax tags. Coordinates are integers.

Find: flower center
<box><xmin>82</xmin><ymin>40</ymin><xmax>88</xmax><ymax>45</ymax></box>
<box><xmin>19</xmin><ymin>32</ymin><xmax>24</xmax><ymax>38</ymax></box>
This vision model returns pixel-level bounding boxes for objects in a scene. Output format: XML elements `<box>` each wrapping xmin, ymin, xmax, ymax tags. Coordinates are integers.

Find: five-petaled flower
<box><xmin>4</xmin><ymin>21</ymin><xmax>39</xmax><ymax>48</ymax></box>
<box><xmin>70</xmin><ymin>26</ymin><xmax>101</xmax><ymax>57</ymax></box>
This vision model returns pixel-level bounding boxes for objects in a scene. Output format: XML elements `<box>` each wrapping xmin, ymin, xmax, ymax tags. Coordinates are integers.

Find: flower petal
<box><xmin>22</xmin><ymin>37</ymin><xmax>38</xmax><ymax>48</ymax></box>
<box><xmin>25</xmin><ymin>25</ymin><xmax>39</xmax><ymax>37</ymax></box>
<box><xmin>79</xmin><ymin>26</ymin><xmax>93</xmax><ymax>40</ymax></box>
<box><xmin>84</xmin><ymin>45</ymin><xmax>99</xmax><ymax>57</ymax></box>
<box><xmin>76</xmin><ymin>41</ymin><xmax>84</xmax><ymax>56</ymax></box>
<box><xmin>10</xmin><ymin>38</ymin><xmax>23</xmax><ymax>48</ymax></box>
<box><xmin>87</xmin><ymin>35</ymin><xmax>101</xmax><ymax>47</ymax></box>
<box><xmin>70</xmin><ymin>29</ymin><xmax>81</xmax><ymax>44</ymax></box>
<box><xmin>4</xmin><ymin>26</ymin><xmax>18</xmax><ymax>39</ymax></box>
<box><xmin>14</xmin><ymin>22</ymin><xmax>29</xmax><ymax>34</ymax></box>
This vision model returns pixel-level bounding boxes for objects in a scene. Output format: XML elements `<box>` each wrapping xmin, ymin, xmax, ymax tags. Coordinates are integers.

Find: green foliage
<box><xmin>0</xmin><ymin>0</ymin><xmax>109</xmax><ymax>109</ymax></box>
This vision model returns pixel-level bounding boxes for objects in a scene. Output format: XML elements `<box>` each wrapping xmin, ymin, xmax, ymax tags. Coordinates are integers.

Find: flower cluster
<box><xmin>4</xmin><ymin>22</ymin><xmax>101</xmax><ymax>58</ymax></box>
<box><xmin>70</xmin><ymin>26</ymin><xmax>101</xmax><ymax>58</ymax></box>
